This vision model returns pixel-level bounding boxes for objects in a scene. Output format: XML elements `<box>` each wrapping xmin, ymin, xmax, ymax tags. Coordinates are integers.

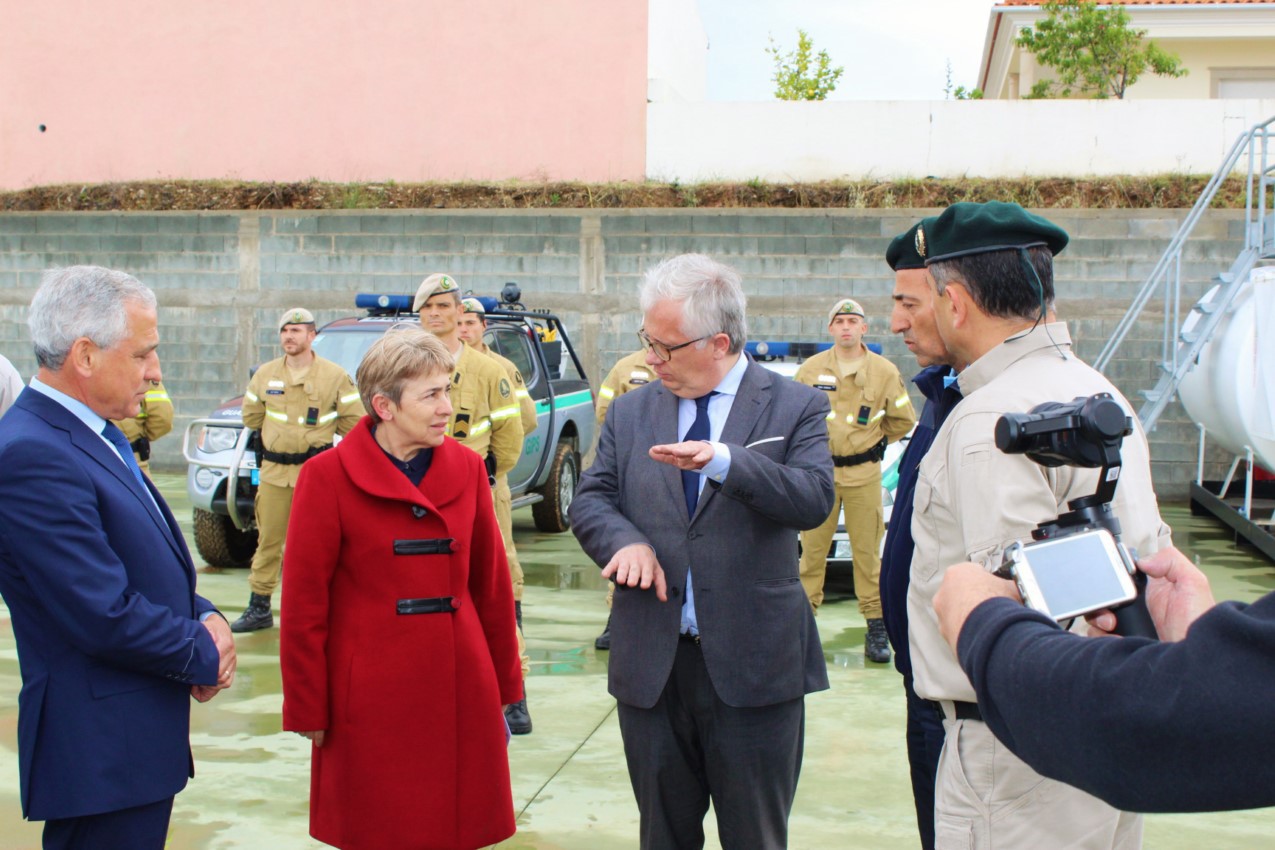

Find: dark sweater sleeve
<box><xmin>957</xmin><ymin>594</ymin><xmax>1275</xmax><ymax>813</ymax></box>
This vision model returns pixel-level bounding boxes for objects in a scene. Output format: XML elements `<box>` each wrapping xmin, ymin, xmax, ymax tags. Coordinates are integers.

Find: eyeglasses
<box><xmin>637</xmin><ymin>329</ymin><xmax>711</xmax><ymax>362</ymax></box>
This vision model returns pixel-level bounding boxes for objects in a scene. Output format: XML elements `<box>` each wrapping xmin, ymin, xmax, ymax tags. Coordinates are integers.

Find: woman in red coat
<box><xmin>280</xmin><ymin>327</ymin><xmax>521</xmax><ymax>850</ymax></box>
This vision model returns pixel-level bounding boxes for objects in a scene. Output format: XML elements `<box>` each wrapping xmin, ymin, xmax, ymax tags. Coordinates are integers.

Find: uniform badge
<box><xmin>629</xmin><ymin>370</ymin><xmax>650</xmax><ymax>386</ymax></box>
<box><xmin>914</xmin><ymin>225</ymin><xmax>928</xmax><ymax>258</ymax></box>
<box><xmin>857</xmin><ymin>405</ymin><xmax>872</xmax><ymax>426</ymax></box>
<box><xmin>498</xmin><ymin>378</ymin><xmax>511</xmax><ymax>399</ymax></box>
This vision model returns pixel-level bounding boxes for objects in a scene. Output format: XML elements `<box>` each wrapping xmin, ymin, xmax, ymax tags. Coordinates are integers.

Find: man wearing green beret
<box><xmin>794</xmin><ymin>298</ymin><xmax>915</xmax><ymax>664</ymax></box>
<box><xmin>905</xmin><ymin>202</ymin><xmax>1172</xmax><ymax>848</ymax></box>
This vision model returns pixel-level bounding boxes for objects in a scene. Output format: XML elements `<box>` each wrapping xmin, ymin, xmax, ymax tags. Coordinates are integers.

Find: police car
<box><xmin>183</xmin><ymin>288</ymin><xmax>595</xmax><ymax>568</ymax></box>
<box><xmin>747</xmin><ymin>340</ymin><xmax>910</xmax><ymax>573</ymax></box>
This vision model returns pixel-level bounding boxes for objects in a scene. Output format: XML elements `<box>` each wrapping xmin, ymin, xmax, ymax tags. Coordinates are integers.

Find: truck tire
<box><xmin>193</xmin><ymin>507</ymin><xmax>258</xmax><ymax>569</ymax></box>
<box><xmin>532</xmin><ymin>441</ymin><xmax>578</xmax><ymax>533</ymax></box>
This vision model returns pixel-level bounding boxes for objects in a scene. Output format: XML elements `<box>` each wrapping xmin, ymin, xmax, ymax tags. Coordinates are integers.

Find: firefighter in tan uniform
<box><xmin>414</xmin><ymin>275</ymin><xmax>531</xmax><ymax>733</ymax></box>
<box><xmin>111</xmin><ymin>380</ymin><xmax>173</xmax><ymax>478</ymax></box>
<box><xmin>906</xmin><ymin>203</ymin><xmax>1171</xmax><ymax>850</ymax></box>
<box><xmin>233</xmin><ymin>308</ymin><xmax>364</xmax><ymax>632</ymax></box>
<box><xmin>795</xmin><ymin>298</ymin><xmax>915</xmax><ymax>663</ymax></box>
<box><xmin>590</xmin><ymin>348</ymin><xmax>655</xmax><ymax>650</ymax></box>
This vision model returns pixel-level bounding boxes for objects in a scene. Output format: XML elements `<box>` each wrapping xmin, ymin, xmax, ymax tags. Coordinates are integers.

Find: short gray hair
<box><xmin>356</xmin><ymin>326</ymin><xmax>455</xmax><ymax>423</ymax></box>
<box><xmin>638</xmin><ymin>254</ymin><xmax>748</xmax><ymax>354</ymax></box>
<box><xmin>29</xmin><ymin>266</ymin><xmax>157</xmax><ymax>370</ymax></box>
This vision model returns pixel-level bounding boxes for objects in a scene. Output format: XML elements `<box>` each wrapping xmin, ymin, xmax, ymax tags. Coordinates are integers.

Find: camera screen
<box><xmin>1027</xmin><ymin>533</ymin><xmax>1130</xmax><ymax>617</ymax></box>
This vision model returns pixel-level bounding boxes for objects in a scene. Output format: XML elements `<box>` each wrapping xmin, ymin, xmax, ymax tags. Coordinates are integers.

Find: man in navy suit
<box><xmin>0</xmin><ymin>266</ymin><xmax>236</xmax><ymax>849</ymax></box>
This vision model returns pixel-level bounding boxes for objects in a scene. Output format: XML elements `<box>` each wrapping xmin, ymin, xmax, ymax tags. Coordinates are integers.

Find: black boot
<box><xmin>230</xmin><ymin>592</ymin><xmax>274</xmax><ymax>633</ymax></box>
<box><xmin>594</xmin><ymin>614</ymin><xmax>612</xmax><ymax>650</ymax></box>
<box><xmin>505</xmin><ymin>687</ymin><xmax>532</xmax><ymax>735</ymax></box>
<box><xmin>865</xmin><ymin>618</ymin><xmax>891</xmax><ymax>664</ymax></box>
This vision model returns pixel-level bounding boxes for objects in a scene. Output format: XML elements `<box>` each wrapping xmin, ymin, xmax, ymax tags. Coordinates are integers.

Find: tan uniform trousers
<box><xmin>935</xmin><ymin>713</ymin><xmax>1142</xmax><ymax>850</ymax></box>
<box><xmin>249</xmin><ymin>480</ymin><xmax>294</xmax><ymax>597</ymax></box>
<box><xmin>799</xmin><ymin>479</ymin><xmax>883</xmax><ymax>615</ymax></box>
<box><xmin>494</xmin><ymin>475</ymin><xmax>530</xmax><ymax>679</ymax></box>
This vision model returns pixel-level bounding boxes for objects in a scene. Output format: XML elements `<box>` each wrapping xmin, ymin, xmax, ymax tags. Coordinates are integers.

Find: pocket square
<box><xmin>745</xmin><ymin>436</ymin><xmax>784</xmax><ymax>449</ymax></box>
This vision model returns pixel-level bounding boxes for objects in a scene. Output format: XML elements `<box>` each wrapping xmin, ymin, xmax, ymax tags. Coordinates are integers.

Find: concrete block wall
<box><xmin>0</xmin><ymin>208</ymin><xmax>1250</xmax><ymax>499</ymax></box>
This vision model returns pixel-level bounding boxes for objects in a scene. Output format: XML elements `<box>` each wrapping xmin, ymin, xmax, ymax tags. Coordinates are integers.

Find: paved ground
<box><xmin>1</xmin><ymin>475</ymin><xmax>1272</xmax><ymax>849</ymax></box>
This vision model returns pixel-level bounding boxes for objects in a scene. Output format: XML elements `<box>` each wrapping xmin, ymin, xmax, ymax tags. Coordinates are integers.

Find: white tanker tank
<box><xmin>1177</xmin><ymin>265</ymin><xmax>1275</xmax><ymax>473</ymax></box>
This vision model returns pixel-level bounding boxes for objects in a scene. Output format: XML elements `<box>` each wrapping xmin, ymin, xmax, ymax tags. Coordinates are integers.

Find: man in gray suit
<box><xmin>571</xmin><ymin>253</ymin><xmax>835</xmax><ymax>850</ymax></box>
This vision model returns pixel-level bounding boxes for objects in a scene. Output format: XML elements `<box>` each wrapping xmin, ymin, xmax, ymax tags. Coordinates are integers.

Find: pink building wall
<box><xmin>0</xmin><ymin>0</ymin><xmax>648</xmax><ymax>188</ymax></box>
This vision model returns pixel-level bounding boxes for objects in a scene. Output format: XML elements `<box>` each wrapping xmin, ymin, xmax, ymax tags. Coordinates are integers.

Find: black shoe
<box><xmin>594</xmin><ymin>615</ymin><xmax>612</xmax><ymax>651</ymax></box>
<box><xmin>505</xmin><ymin>698</ymin><xmax>532</xmax><ymax>735</ymax></box>
<box><xmin>230</xmin><ymin>592</ymin><xmax>274</xmax><ymax>633</ymax></box>
<box><xmin>865</xmin><ymin>618</ymin><xmax>891</xmax><ymax>664</ymax></box>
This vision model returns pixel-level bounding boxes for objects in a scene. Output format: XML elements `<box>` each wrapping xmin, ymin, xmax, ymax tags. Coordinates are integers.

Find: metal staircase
<box><xmin>1095</xmin><ymin>115</ymin><xmax>1275</xmax><ymax>561</ymax></box>
<box><xmin>1094</xmin><ymin>115</ymin><xmax>1275</xmax><ymax>431</ymax></box>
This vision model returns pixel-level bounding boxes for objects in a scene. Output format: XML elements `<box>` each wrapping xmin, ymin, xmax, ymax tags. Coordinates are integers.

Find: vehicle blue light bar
<box><xmin>744</xmin><ymin>340</ymin><xmax>882</xmax><ymax>360</ymax></box>
<box><xmin>355</xmin><ymin>293</ymin><xmax>414</xmax><ymax>313</ymax></box>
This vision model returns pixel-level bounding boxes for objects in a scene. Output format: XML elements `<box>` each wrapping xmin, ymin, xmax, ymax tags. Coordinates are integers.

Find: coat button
<box><xmin>412</xmin><ymin>505</ymin><xmax>428</xmax><ymax>519</ymax></box>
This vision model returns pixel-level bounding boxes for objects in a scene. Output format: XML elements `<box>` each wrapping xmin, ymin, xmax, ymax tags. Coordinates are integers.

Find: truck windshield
<box><xmin>311</xmin><ymin>328</ymin><xmax>391</xmax><ymax>381</ymax></box>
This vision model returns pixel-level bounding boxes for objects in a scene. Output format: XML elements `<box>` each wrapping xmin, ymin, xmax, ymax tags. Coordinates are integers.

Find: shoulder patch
<box><xmin>498</xmin><ymin>378</ymin><xmax>512</xmax><ymax>399</ymax></box>
<box><xmin>513</xmin><ymin>369</ymin><xmax>524</xmax><ymax>385</ymax></box>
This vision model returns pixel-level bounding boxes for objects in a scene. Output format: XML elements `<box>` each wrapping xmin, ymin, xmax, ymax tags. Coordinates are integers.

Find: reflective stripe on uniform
<box><xmin>871</xmin><ymin>409</ymin><xmax>886</xmax><ymax>423</ymax></box>
<box><xmin>317</xmin><ymin>411</ymin><xmax>339</xmax><ymax>424</ymax></box>
<box><xmin>515</xmin><ymin>388</ymin><xmax>531</xmax><ymax>399</ymax></box>
<box><xmin>490</xmin><ymin>405</ymin><xmax>520</xmax><ymax>421</ymax></box>
<box><xmin>266</xmin><ymin>409</ymin><xmax>288</xmax><ymax>423</ymax></box>
<box><xmin>340</xmin><ymin>392</ymin><xmax>361</xmax><ymax>404</ymax></box>
<box><xmin>599</xmin><ymin>386</ymin><xmax>616</xmax><ymax>400</ymax></box>
<box><xmin>895</xmin><ymin>394</ymin><xmax>911</xmax><ymax>408</ymax></box>
<box><xmin>826</xmin><ymin>410</ymin><xmax>836</xmax><ymax>421</ymax></box>
<box><xmin>470</xmin><ymin>419</ymin><xmax>492</xmax><ymax>437</ymax></box>
<box><xmin>144</xmin><ymin>390</ymin><xmax>170</xmax><ymax>402</ymax></box>
<box><xmin>246</xmin><ymin>390</ymin><xmax>260</xmax><ymax>403</ymax></box>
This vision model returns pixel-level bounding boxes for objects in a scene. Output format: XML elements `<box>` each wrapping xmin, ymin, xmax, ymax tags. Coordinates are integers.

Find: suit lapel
<box><xmin>22</xmin><ymin>391</ymin><xmax>194</xmax><ymax>578</ymax></box>
<box><xmin>650</xmin><ymin>384</ymin><xmax>688</xmax><ymax>516</ymax></box>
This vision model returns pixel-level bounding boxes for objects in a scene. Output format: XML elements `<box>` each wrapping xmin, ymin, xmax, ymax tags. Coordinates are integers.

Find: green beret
<box><xmin>920</xmin><ymin>202</ymin><xmax>1069</xmax><ymax>265</ymax></box>
<box><xmin>886</xmin><ymin>217</ymin><xmax>937</xmax><ymax>271</ymax></box>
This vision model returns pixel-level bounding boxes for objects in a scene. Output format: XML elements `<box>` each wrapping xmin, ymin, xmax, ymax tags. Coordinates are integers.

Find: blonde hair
<box><xmin>356</xmin><ymin>327</ymin><xmax>454</xmax><ymax>422</ymax></box>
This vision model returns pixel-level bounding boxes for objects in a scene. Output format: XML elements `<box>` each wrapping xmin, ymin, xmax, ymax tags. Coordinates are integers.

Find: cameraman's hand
<box><xmin>1086</xmin><ymin>546</ymin><xmax>1214</xmax><ymax>641</ymax></box>
<box><xmin>935</xmin><ymin>562</ymin><xmax>1022</xmax><ymax>652</ymax></box>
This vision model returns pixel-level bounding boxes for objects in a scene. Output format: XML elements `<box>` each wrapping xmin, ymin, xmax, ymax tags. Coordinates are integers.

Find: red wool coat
<box><xmin>280</xmin><ymin>418</ymin><xmax>522</xmax><ymax>850</ymax></box>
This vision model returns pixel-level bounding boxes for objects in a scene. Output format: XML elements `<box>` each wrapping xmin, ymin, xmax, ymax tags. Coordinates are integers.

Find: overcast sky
<box><xmin>696</xmin><ymin>0</ymin><xmax>999</xmax><ymax>101</ymax></box>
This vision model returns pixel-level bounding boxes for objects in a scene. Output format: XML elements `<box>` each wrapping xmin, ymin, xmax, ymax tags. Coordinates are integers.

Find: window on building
<box><xmin>1212</xmin><ymin>69</ymin><xmax>1275</xmax><ymax>99</ymax></box>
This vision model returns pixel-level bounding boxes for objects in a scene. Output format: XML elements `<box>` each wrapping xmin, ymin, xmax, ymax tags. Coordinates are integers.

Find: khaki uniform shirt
<box><xmin>794</xmin><ymin>347</ymin><xmax>916</xmax><ymax>487</ymax></box>
<box><xmin>908</xmin><ymin>323</ymin><xmax>1172</xmax><ymax>704</ymax></box>
<box><xmin>113</xmin><ymin>380</ymin><xmax>174</xmax><ymax>447</ymax></box>
<box><xmin>242</xmin><ymin>355</ymin><xmax>364</xmax><ymax>488</ymax></box>
<box><xmin>476</xmin><ymin>341</ymin><xmax>538</xmax><ymax>435</ymax></box>
<box><xmin>448</xmin><ymin>343</ymin><xmax>524</xmax><ymax>478</ymax></box>
<box><xmin>595</xmin><ymin>350</ymin><xmax>655</xmax><ymax>427</ymax></box>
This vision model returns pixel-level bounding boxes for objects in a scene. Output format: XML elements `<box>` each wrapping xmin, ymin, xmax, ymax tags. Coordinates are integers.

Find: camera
<box><xmin>993</xmin><ymin>393</ymin><xmax>1157</xmax><ymax>639</ymax></box>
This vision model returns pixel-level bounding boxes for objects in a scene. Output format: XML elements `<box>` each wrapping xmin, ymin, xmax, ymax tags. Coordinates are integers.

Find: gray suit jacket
<box><xmin>571</xmin><ymin>358</ymin><xmax>834</xmax><ymax>709</ymax></box>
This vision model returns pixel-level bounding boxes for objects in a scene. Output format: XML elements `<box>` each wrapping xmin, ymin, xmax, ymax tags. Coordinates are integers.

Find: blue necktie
<box><xmin>682</xmin><ymin>392</ymin><xmax>715</xmax><ymax>517</ymax></box>
<box><xmin>101</xmin><ymin>421</ymin><xmax>149</xmax><ymax>491</ymax></box>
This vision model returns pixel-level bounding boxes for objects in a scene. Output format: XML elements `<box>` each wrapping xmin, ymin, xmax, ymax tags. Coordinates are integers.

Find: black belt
<box><xmin>261</xmin><ymin>444</ymin><xmax>332</xmax><ymax>465</ymax></box>
<box><xmin>678</xmin><ymin>632</ymin><xmax>701</xmax><ymax>645</ymax></box>
<box><xmin>941</xmin><ymin>701</ymin><xmax>982</xmax><ymax>722</ymax></box>
<box><xmin>396</xmin><ymin>597</ymin><xmax>458</xmax><ymax>615</ymax></box>
<box><xmin>831</xmin><ymin>437</ymin><xmax>888</xmax><ymax>468</ymax></box>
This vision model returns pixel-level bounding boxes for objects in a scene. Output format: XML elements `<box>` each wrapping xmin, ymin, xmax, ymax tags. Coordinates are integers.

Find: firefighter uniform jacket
<box><xmin>476</xmin><ymin>342</ymin><xmax>537</xmax><ymax>435</ymax></box>
<box><xmin>794</xmin><ymin>347</ymin><xmax>915</xmax><ymax>487</ymax></box>
<box><xmin>595</xmin><ymin>349</ymin><xmax>655</xmax><ymax>427</ymax></box>
<box><xmin>112</xmin><ymin>380</ymin><xmax>173</xmax><ymax>463</ymax></box>
<box><xmin>447</xmin><ymin>344</ymin><xmax>524</xmax><ymax>478</ymax></box>
<box><xmin>242</xmin><ymin>355</ymin><xmax>363</xmax><ymax>488</ymax></box>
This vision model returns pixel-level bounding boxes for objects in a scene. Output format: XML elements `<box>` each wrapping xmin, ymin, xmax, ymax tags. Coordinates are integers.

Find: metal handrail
<box><xmin>1094</xmin><ymin>115</ymin><xmax>1274</xmax><ymax>373</ymax></box>
<box><xmin>1094</xmin><ymin>115</ymin><xmax>1275</xmax><ymax>432</ymax></box>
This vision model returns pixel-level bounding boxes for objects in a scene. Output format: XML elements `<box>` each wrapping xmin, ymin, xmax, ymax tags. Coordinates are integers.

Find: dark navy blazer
<box><xmin>0</xmin><ymin>388</ymin><xmax>220</xmax><ymax>821</ymax></box>
<box><xmin>879</xmin><ymin>365</ymin><xmax>963</xmax><ymax>679</ymax></box>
